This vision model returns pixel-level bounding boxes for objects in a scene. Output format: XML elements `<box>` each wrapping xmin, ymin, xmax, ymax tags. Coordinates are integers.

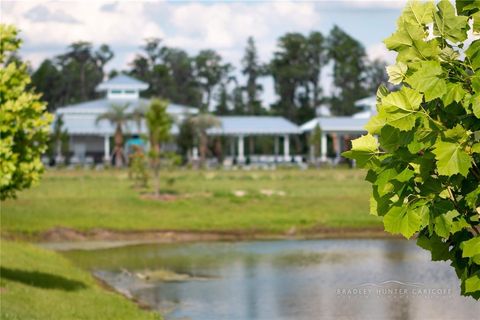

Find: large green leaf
<box><xmin>378</xmin><ymin>87</ymin><xmax>422</xmax><ymax>131</ymax></box>
<box><xmin>432</xmin><ymin>140</ymin><xmax>472</xmax><ymax>177</ymax></box>
<box><xmin>417</xmin><ymin>233</ymin><xmax>451</xmax><ymax>261</ymax></box>
<box><xmin>386</xmin><ymin>62</ymin><xmax>408</xmax><ymax>85</ymax></box>
<box><xmin>433</xmin><ymin>0</ymin><xmax>469</xmax><ymax>43</ymax></box>
<box><xmin>466</xmin><ymin>40</ymin><xmax>480</xmax><ymax>71</ymax></box>
<box><xmin>402</xmin><ymin>0</ymin><xmax>435</xmax><ymax>26</ymax></box>
<box><xmin>443</xmin><ymin>83</ymin><xmax>467</xmax><ymax>106</ymax></box>
<box><xmin>465</xmin><ymin>272</ymin><xmax>480</xmax><ymax>293</ymax></box>
<box><xmin>342</xmin><ymin>134</ymin><xmax>380</xmax><ymax>168</ymax></box>
<box><xmin>462</xmin><ymin>237</ymin><xmax>480</xmax><ymax>258</ymax></box>
<box><xmin>434</xmin><ymin>210</ymin><xmax>459</xmax><ymax>238</ymax></box>
<box><xmin>405</xmin><ymin>60</ymin><xmax>447</xmax><ymax>102</ymax></box>
<box><xmin>383</xmin><ymin>205</ymin><xmax>422</xmax><ymax>239</ymax></box>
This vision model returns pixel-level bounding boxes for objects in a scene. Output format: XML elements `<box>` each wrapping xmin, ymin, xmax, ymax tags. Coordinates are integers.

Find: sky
<box><xmin>2</xmin><ymin>0</ymin><xmax>407</xmax><ymax>104</ymax></box>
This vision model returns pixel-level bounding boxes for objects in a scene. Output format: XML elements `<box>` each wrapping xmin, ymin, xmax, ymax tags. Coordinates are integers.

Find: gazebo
<box><xmin>208</xmin><ymin>116</ymin><xmax>301</xmax><ymax>164</ymax></box>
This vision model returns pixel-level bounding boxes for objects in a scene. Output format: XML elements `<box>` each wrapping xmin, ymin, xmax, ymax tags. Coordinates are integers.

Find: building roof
<box><xmin>96</xmin><ymin>74</ymin><xmax>149</xmax><ymax>92</ymax></box>
<box><xmin>59</xmin><ymin>114</ymin><xmax>180</xmax><ymax>136</ymax></box>
<box><xmin>57</xmin><ymin>98</ymin><xmax>198</xmax><ymax>116</ymax></box>
<box><xmin>300</xmin><ymin>117</ymin><xmax>369</xmax><ymax>134</ymax></box>
<box><xmin>55</xmin><ymin>98</ymin><xmax>197</xmax><ymax>136</ymax></box>
<box><xmin>208</xmin><ymin>116</ymin><xmax>300</xmax><ymax>136</ymax></box>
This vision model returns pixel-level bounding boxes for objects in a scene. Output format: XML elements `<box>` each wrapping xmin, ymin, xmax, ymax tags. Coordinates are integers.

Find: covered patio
<box><xmin>208</xmin><ymin>116</ymin><xmax>301</xmax><ymax>165</ymax></box>
<box><xmin>300</xmin><ymin>117</ymin><xmax>369</xmax><ymax>163</ymax></box>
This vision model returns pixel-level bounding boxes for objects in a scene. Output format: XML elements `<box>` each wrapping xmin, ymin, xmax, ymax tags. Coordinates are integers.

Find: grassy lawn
<box><xmin>1</xmin><ymin>168</ymin><xmax>381</xmax><ymax>235</ymax></box>
<box><xmin>0</xmin><ymin>240</ymin><xmax>160</xmax><ymax>320</ymax></box>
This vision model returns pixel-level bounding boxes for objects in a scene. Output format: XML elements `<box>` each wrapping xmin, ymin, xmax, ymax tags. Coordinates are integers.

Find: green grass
<box><xmin>0</xmin><ymin>240</ymin><xmax>160</xmax><ymax>320</ymax></box>
<box><xmin>1</xmin><ymin>168</ymin><xmax>381</xmax><ymax>235</ymax></box>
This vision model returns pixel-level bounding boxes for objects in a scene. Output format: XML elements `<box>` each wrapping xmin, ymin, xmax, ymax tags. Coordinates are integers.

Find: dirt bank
<box><xmin>1</xmin><ymin>226</ymin><xmax>394</xmax><ymax>250</ymax></box>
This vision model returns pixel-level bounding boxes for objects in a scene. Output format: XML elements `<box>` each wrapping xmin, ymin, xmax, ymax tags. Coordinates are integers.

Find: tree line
<box><xmin>31</xmin><ymin>25</ymin><xmax>388</xmax><ymax>124</ymax></box>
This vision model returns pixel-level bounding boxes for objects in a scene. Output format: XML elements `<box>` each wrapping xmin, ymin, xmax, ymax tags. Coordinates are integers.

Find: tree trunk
<box><xmin>114</xmin><ymin>125</ymin><xmax>124</xmax><ymax>167</ymax></box>
<box><xmin>199</xmin><ymin>133</ymin><xmax>208</xmax><ymax>168</ymax></box>
<box><xmin>151</xmin><ymin>143</ymin><xmax>161</xmax><ymax>197</ymax></box>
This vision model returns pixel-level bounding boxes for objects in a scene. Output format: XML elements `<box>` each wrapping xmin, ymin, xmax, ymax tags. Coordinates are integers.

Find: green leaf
<box><xmin>342</xmin><ymin>135</ymin><xmax>380</xmax><ymax>168</ymax></box>
<box><xmin>443</xmin><ymin>83</ymin><xmax>467</xmax><ymax>106</ymax></box>
<box><xmin>462</xmin><ymin>237</ymin><xmax>480</xmax><ymax>258</ymax></box>
<box><xmin>432</xmin><ymin>139</ymin><xmax>472</xmax><ymax>177</ymax></box>
<box><xmin>466</xmin><ymin>40</ymin><xmax>480</xmax><ymax>71</ymax></box>
<box><xmin>385</xmin><ymin>21</ymin><xmax>440</xmax><ymax>62</ymax></box>
<box><xmin>364</xmin><ymin>114</ymin><xmax>387</xmax><ymax>135</ymax></box>
<box><xmin>405</xmin><ymin>61</ymin><xmax>447</xmax><ymax>102</ymax></box>
<box><xmin>378</xmin><ymin>125</ymin><xmax>412</xmax><ymax>151</ymax></box>
<box><xmin>434</xmin><ymin>210</ymin><xmax>459</xmax><ymax>238</ymax></box>
<box><xmin>384</xmin><ymin>205</ymin><xmax>422</xmax><ymax>239</ymax></box>
<box><xmin>417</xmin><ymin>233</ymin><xmax>451</xmax><ymax>261</ymax></box>
<box><xmin>465</xmin><ymin>272</ymin><xmax>480</xmax><ymax>294</ymax></box>
<box><xmin>465</xmin><ymin>187</ymin><xmax>480</xmax><ymax>209</ymax></box>
<box><xmin>386</xmin><ymin>62</ymin><xmax>408</xmax><ymax>85</ymax></box>
<box><xmin>378</xmin><ymin>87</ymin><xmax>422</xmax><ymax>131</ymax></box>
<box><xmin>402</xmin><ymin>0</ymin><xmax>435</xmax><ymax>26</ymax></box>
<box><xmin>433</xmin><ymin>0</ymin><xmax>469</xmax><ymax>43</ymax></box>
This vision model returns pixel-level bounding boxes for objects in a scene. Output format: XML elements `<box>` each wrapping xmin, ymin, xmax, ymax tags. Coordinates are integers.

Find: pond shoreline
<box><xmin>3</xmin><ymin>226</ymin><xmax>395</xmax><ymax>251</ymax></box>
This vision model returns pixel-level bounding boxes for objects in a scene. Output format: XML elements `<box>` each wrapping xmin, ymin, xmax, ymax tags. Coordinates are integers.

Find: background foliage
<box><xmin>343</xmin><ymin>0</ymin><xmax>480</xmax><ymax>299</ymax></box>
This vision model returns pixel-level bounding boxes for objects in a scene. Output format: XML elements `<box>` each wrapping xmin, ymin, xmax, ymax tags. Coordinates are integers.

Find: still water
<box><xmin>62</xmin><ymin>239</ymin><xmax>480</xmax><ymax>320</ymax></box>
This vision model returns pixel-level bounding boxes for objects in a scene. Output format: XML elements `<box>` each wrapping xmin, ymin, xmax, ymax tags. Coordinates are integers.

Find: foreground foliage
<box><xmin>343</xmin><ymin>0</ymin><xmax>480</xmax><ymax>299</ymax></box>
<box><xmin>0</xmin><ymin>240</ymin><xmax>160</xmax><ymax>320</ymax></box>
<box><xmin>0</xmin><ymin>24</ymin><xmax>52</xmax><ymax>200</ymax></box>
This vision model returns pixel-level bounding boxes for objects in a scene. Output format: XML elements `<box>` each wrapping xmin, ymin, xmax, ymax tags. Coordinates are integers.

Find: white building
<box><xmin>55</xmin><ymin>74</ymin><xmax>198</xmax><ymax>164</ymax></box>
<box><xmin>55</xmin><ymin>74</ymin><xmax>302</xmax><ymax>165</ymax></box>
<box><xmin>301</xmin><ymin>96</ymin><xmax>376</xmax><ymax>163</ymax></box>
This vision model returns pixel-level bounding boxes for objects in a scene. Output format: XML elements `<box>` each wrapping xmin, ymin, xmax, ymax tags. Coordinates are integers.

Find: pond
<box><xmin>61</xmin><ymin>239</ymin><xmax>480</xmax><ymax>320</ymax></box>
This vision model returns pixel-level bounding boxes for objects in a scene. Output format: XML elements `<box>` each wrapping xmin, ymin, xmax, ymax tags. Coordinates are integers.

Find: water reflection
<box><xmin>63</xmin><ymin>240</ymin><xmax>480</xmax><ymax>320</ymax></box>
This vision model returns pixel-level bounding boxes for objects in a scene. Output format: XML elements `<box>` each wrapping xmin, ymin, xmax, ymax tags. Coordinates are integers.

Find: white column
<box><xmin>284</xmin><ymin>134</ymin><xmax>290</xmax><ymax>161</ymax></box>
<box><xmin>192</xmin><ymin>147</ymin><xmax>199</xmax><ymax>160</ymax></box>
<box><xmin>334</xmin><ymin>134</ymin><xmax>341</xmax><ymax>163</ymax></box>
<box><xmin>104</xmin><ymin>134</ymin><xmax>111</xmax><ymax>162</ymax></box>
<box><xmin>230</xmin><ymin>137</ymin><xmax>235</xmax><ymax>156</ymax></box>
<box><xmin>274</xmin><ymin>136</ymin><xmax>279</xmax><ymax>162</ymax></box>
<box><xmin>238</xmin><ymin>135</ymin><xmax>245</xmax><ymax>163</ymax></box>
<box><xmin>321</xmin><ymin>133</ymin><xmax>327</xmax><ymax>162</ymax></box>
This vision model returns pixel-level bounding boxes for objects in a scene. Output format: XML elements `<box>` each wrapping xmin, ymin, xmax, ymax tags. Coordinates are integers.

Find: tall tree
<box><xmin>0</xmin><ymin>24</ymin><xmax>52</xmax><ymax>200</ymax></box>
<box><xmin>145</xmin><ymin>99</ymin><xmax>172</xmax><ymax>196</ymax></box>
<box><xmin>270</xmin><ymin>33</ymin><xmax>310</xmax><ymax>123</ymax></box>
<box><xmin>194</xmin><ymin>50</ymin><xmax>232</xmax><ymax>112</ymax></box>
<box><xmin>242</xmin><ymin>37</ymin><xmax>264</xmax><ymax>115</ymax></box>
<box><xmin>327</xmin><ymin>25</ymin><xmax>368</xmax><ymax>115</ymax></box>
<box><xmin>364</xmin><ymin>58</ymin><xmax>389</xmax><ymax>94</ymax></box>
<box><xmin>306</xmin><ymin>31</ymin><xmax>328</xmax><ymax>109</ymax></box>
<box><xmin>30</xmin><ymin>59</ymin><xmax>63</xmax><ymax>112</ymax></box>
<box><xmin>31</xmin><ymin>42</ymin><xmax>113</xmax><ymax>110</ymax></box>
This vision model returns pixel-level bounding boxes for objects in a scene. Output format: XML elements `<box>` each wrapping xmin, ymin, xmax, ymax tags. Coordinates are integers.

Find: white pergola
<box><xmin>208</xmin><ymin>116</ymin><xmax>301</xmax><ymax>163</ymax></box>
<box><xmin>300</xmin><ymin>117</ymin><xmax>370</xmax><ymax>162</ymax></box>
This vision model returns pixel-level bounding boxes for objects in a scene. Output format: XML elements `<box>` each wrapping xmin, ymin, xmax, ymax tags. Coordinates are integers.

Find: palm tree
<box><xmin>96</xmin><ymin>103</ymin><xmax>132</xmax><ymax>167</ymax></box>
<box><xmin>189</xmin><ymin>113</ymin><xmax>221</xmax><ymax>168</ymax></box>
<box><xmin>145</xmin><ymin>99</ymin><xmax>172</xmax><ymax>196</ymax></box>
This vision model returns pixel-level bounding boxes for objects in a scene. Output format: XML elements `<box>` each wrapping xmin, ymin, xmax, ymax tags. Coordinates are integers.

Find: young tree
<box><xmin>50</xmin><ymin>114</ymin><xmax>69</xmax><ymax>165</ymax></box>
<box><xmin>343</xmin><ymin>0</ymin><xmax>480</xmax><ymax>299</ymax></box>
<box><xmin>145</xmin><ymin>99</ymin><xmax>172</xmax><ymax>196</ymax></box>
<box><xmin>309</xmin><ymin>124</ymin><xmax>322</xmax><ymax>163</ymax></box>
<box><xmin>96</xmin><ymin>103</ymin><xmax>132</xmax><ymax>167</ymax></box>
<box><xmin>0</xmin><ymin>24</ymin><xmax>53</xmax><ymax>200</ymax></box>
<box><xmin>189</xmin><ymin>114</ymin><xmax>221</xmax><ymax>168</ymax></box>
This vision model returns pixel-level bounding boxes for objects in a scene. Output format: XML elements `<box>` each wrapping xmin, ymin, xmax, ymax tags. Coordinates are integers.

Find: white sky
<box><xmin>2</xmin><ymin>0</ymin><xmax>407</xmax><ymax>105</ymax></box>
